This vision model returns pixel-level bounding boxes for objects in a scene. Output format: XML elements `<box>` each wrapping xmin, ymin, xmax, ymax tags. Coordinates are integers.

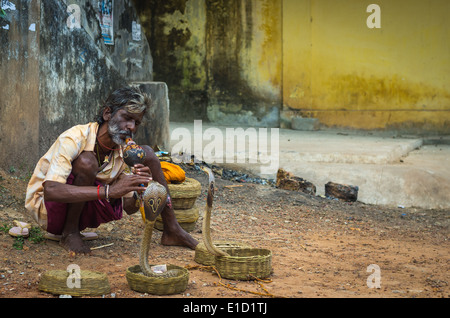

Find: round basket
<box><xmin>194</xmin><ymin>241</ymin><xmax>253</xmax><ymax>266</ymax></box>
<box><xmin>154</xmin><ymin>207</ymin><xmax>199</xmax><ymax>232</ymax></box>
<box><xmin>38</xmin><ymin>270</ymin><xmax>110</xmax><ymax>296</ymax></box>
<box><xmin>168</xmin><ymin>178</ymin><xmax>202</xmax><ymax>209</ymax></box>
<box><xmin>215</xmin><ymin>248</ymin><xmax>272</xmax><ymax>281</ymax></box>
<box><xmin>126</xmin><ymin>264</ymin><xmax>189</xmax><ymax>295</ymax></box>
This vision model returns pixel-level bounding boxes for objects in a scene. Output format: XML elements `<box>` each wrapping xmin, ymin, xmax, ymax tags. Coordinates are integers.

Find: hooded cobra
<box><xmin>124</xmin><ymin>139</ymin><xmax>228</xmax><ymax>275</ymax></box>
<box><xmin>139</xmin><ymin>182</ymin><xmax>180</xmax><ymax>277</ymax></box>
<box><xmin>123</xmin><ymin>139</ymin><xmax>178</xmax><ymax>277</ymax></box>
<box><xmin>201</xmin><ymin>166</ymin><xmax>230</xmax><ymax>257</ymax></box>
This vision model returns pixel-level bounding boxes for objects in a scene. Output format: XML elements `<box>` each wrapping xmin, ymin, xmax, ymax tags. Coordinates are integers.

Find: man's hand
<box><xmin>133</xmin><ymin>163</ymin><xmax>152</xmax><ymax>195</ymax></box>
<box><xmin>122</xmin><ymin>164</ymin><xmax>152</xmax><ymax>215</ymax></box>
<box><xmin>109</xmin><ymin>172</ymin><xmax>151</xmax><ymax>199</ymax></box>
<box><xmin>132</xmin><ymin>164</ymin><xmax>152</xmax><ymax>179</ymax></box>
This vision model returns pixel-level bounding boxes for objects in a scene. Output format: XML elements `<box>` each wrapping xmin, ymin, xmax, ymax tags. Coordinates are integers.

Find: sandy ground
<box><xmin>0</xmin><ymin>165</ymin><xmax>448</xmax><ymax>299</ymax></box>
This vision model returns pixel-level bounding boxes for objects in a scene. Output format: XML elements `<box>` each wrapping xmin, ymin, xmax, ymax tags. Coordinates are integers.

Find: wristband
<box><xmin>105</xmin><ymin>185</ymin><xmax>110</xmax><ymax>202</ymax></box>
<box><xmin>97</xmin><ymin>185</ymin><xmax>101</xmax><ymax>201</ymax></box>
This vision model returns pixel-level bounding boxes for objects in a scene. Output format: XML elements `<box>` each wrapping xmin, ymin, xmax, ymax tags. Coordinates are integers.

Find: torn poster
<box><xmin>1</xmin><ymin>0</ymin><xmax>16</xmax><ymax>11</ymax></box>
<box><xmin>98</xmin><ymin>0</ymin><xmax>114</xmax><ymax>45</ymax></box>
<box><xmin>132</xmin><ymin>21</ymin><xmax>141</xmax><ymax>41</ymax></box>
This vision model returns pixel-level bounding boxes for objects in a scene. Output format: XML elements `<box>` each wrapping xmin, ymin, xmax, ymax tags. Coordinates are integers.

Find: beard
<box><xmin>108</xmin><ymin>117</ymin><xmax>133</xmax><ymax>146</ymax></box>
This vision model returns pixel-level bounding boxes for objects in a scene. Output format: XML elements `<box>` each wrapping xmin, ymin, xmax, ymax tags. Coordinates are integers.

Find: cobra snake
<box><xmin>138</xmin><ymin>166</ymin><xmax>229</xmax><ymax>278</ymax></box>
<box><xmin>138</xmin><ymin>181</ymin><xmax>180</xmax><ymax>277</ymax></box>
<box><xmin>124</xmin><ymin>140</ymin><xmax>228</xmax><ymax>276</ymax></box>
<box><xmin>200</xmin><ymin>166</ymin><xmax>230</xmax><ymax>257</ymax></box>
<box><xmin>123</xmin><ymin>139</ymin><xmax>178</xmax><ymax>277</ymax></box>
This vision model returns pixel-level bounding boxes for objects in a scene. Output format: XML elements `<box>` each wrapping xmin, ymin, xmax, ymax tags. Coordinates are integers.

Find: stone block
<box><xmin>325</xmin><ymin>182</ymin><xmax>358</xmax><ymax>202</ymax></box>
<box><xmin>276</xmin><ymin>168</ymin><xmax>316</xmax><ymax>195</ymax></box>
<box><xmin>131</xmin><ymin>82</ymin><xmax>170</xmax><ymax>151</ymax></box>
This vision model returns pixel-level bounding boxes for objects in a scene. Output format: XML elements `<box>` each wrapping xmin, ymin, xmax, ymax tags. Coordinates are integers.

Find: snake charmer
<box><xmin>25</xmin><ymin>86</ymin><xmax>198</xmax><ymax>254</ymax></box>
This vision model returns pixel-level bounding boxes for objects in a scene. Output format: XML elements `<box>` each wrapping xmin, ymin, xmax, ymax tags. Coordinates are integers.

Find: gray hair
<box><xmin>96</xmin><ymin>86</ymin><xmax>152</xmax><ymax>124</ymax></box>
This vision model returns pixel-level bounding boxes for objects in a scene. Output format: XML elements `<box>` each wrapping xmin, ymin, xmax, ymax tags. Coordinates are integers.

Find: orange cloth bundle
<box><xmin>160</xmin><ymin>162</ymin><xmax>186</xmax><ymax>184</ymax></box>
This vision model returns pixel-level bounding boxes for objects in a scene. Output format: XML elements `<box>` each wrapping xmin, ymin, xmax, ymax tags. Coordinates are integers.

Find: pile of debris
<box><xmin>276</xmin><ymin>168</ymin><xmax>316</xmax><ymax>196</ymax></box>
<box><xmin>159</xmin><ymin>151</ymin><xmax>358</xmax><ymax>202</ymax></box>
<box><xmin>181</xmin><ymin>162</ymin><xmax>275</xmax><ymax>186</ymax></box>
<box><xmin>276</xmin><ymin>168</ymin><xmax>358</xmax><ymax>202</ymax></box>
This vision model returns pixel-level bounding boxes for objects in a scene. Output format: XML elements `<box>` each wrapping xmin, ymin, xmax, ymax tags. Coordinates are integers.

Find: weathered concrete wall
<box><xmin>132</xmin><ymin>82</ymin><xmax>170</xmax><ymax>151</ymax></box>
<box><xmin>205</xmin><ymin>0</ymin><xmax>281</xmax><ymax>127</ymax></box>
<box><xmin>135</xmin><ymin>0</ymin><xmax>282</xmax><ymax>127</ymax></box>
<box><xmin>39</xmin><ymin>0</ymin><xmax>153</xmax><ymax>155</ymax></box>
<box><xmin>136</xmin><ymin>0</ymin><xmax>449</xmax><ymax>134</ymax></box>
<box><xmin>282</xmin><ymin>0</ymin><xmax>450</xmax><ymax>133</ymax></box>
<box><xmin>133</xmin><ymin>0</ymin><xmax>208</xmax><ymax>122</ymax></box>
<box><xmin>0</xmin><ymin>0</ymin><xmax>155</xmax><ymax>171</ymax></box>
<box><xmin>0</xmin><ymin>0</ymin><xmax>40</xmax><ymax>170</ymax></box>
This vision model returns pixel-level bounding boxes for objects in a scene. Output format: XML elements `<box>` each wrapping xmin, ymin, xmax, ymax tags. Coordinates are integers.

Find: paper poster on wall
<box><xmin>1</xmin><ymin>0</ymin><xmax>16</xmax><ymax>19</ymax></box>
<box><xmin>132</xmin><ymin>21</ymin><xmax>141</xmax><ymax>41</ymax></box>
<box><xmin>1</xmin><ymin>0</ymin><xmax>16</xmax><ymax>11</ymax></box>
<box><xmin>98</xmin><ymin>0</ymin><xmax>114</xmax><ymax>45</ymax></box>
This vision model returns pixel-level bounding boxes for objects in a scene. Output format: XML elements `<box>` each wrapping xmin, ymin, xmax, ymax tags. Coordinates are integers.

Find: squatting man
<box><xmin>25</xmin><ymin>86</ymin><xmax>198</xmax><ymax>254</ymax></box>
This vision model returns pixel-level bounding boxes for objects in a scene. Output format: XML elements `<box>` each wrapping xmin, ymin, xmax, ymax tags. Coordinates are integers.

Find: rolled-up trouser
<box><xmin>44</xmin><ymin>173</ymin><xmax>123</xmax><ymax>235</ymax></box>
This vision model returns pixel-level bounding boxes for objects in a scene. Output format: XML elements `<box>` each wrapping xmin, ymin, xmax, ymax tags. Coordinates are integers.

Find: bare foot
<box><xmin>161</xmin><ymin>222</ymin><xmax>198</xmax><ymax>250</ymax></box>
<box><xmin>59</xmin><ymin>232</ymin><xmax>91</xmax><ymax>254</ymax></box>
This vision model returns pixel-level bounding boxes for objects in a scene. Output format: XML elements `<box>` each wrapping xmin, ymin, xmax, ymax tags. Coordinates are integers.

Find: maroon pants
<box><xmin>44</xmin><ymin>174</ymin><xmax>123</xmax><ymax>235</ymax></box>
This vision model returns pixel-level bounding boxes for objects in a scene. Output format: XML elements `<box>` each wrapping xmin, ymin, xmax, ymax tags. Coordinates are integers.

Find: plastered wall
<box><xmin>0</xmin><ymin>0</ymin><xmax>153</xmax><ymax>171</ymax></box>
<box><xmin>282</xmin><ymin>0</ymin><xmax>450</xmax><ymax>132</ymax></box>
<box><xmin>138</xmin><ymin>0</ymin><xmax>449</xmax><ymax>133</ymax></box>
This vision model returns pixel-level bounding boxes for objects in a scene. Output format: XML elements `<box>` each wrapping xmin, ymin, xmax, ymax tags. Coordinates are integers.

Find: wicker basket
<box><xmin>194</xmin><ymin>241</ymin><xmax>253</xmax><ymax>266</ymax></box>
<box><xmin>126</xmin><ymin>264</ymin><xmax>189</xmax><ymax>295</ymax></box>
<box><xmin>215</xmin><ymin>248</ymin><xmax>272</xmax><ymax>281</ymax></box>
<box><xmin>168</xmin><ymin>178</ymin><xmax>202</xmax><ymax>209</ymax></box>
<box><xmin>154</xmin><ymin>207</ymin><xmax>199</xmax><ymax>232</ymax></box>
<box><xmin>38</xmin><ymin>270</ymin><xmax>110</xmax><ymax>296</ymax></box>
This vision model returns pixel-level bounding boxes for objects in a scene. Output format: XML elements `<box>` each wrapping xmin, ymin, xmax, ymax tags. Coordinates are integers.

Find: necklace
<box><xmin>96</xmin><ymin>142</ymin><xmax>115</xmax><ymax>167</ymax></box>
<box><xmin>96</xmin><ymin>136</ymin><xmax>121</xmax><ymax>152</ymax></box>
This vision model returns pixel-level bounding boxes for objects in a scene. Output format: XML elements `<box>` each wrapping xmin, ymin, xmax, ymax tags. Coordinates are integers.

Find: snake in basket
<box><xmin>123</xmin><ymin>139</ymin><xmax>179</xmax><ymax>278</ymax></box>
<box><xmin>200</xmin><ymin>166</ymin><xmax>230</xmax><ymax>257</ymax></box>
<box><xmin>137</xmin><ymin>166</ymin><xmax>226</xmax><ymax>278</ymax></box>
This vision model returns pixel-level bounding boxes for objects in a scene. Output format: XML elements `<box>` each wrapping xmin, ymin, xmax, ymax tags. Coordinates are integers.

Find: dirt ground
<box><xmin>0</xmin><ymin>165</ymin><xmax>448</xmax><ymax>299</ymax></box>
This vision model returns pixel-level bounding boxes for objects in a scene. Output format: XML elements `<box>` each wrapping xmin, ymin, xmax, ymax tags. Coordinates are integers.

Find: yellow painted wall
<box><xmin>283</xmin><ymin>0</ymin><xmax>450</xmax><ymax>132</ymax></box>
<box><xmin>205</xmin><ymin>0</ymin><xmax>282</xmax><ymax>127</ymax></box>
<box><xmin>239</xmin><ymin>0</ymin><xmax>282</xmax><ymax>101</ymax></box>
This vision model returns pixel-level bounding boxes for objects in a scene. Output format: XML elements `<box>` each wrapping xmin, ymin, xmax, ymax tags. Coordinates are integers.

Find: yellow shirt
<box><xmin>25</xmin><ymin>122</ymin><xmax>128</xmax><ymax>229</ymax></box>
